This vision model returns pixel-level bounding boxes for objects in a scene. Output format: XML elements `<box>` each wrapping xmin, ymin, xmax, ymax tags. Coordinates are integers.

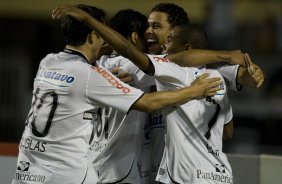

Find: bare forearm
<box><xmin>134</xmin><ymin>87</ymin><xmax>198</xmax><ymax>112</ymax></box>
<box><xmin>168</xmin><ymin>49</ymin><xmax>245</xmax><ymax>67</ymax></box>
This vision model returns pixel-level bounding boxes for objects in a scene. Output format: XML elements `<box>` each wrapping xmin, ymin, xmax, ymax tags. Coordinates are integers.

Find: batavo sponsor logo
<box><xmin>15</xmin><ymin>161</ymin><xmax>46</xmax><ymax>183</ymax></box>
<box><xmin>92</xmin><ymin>66</ymin><xmax>130</xmax><ymax>93</ymax></box>
<box><xmin>35</xmin><ymin>67</ymin><xmax>75</xmax><ymax>87</ymax></box>
<box><xmin>196</xmin><ymin>164</ymin><xmax>233</xmax><ymax>183</ymax></box>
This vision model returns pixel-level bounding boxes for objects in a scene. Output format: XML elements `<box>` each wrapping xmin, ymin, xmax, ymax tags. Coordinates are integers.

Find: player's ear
<box><xmin>184</xmin><ymin>43</ymin><xmax>192</xmax><ymax>50</ymax></box>
<box><xmin>130</xmin><ymin>32</ymin><xmax>139</xmax><ymax>45</ymax></box>
<box><xmin>88</xmin><ymin>31</ymin><xmax>99</xmax><ymax>44</ymax></box>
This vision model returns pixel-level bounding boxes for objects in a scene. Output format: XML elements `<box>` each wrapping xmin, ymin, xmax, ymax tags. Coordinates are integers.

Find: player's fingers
<box><xmin>52</xmin><ymin>8</ymin><xmax>65</xmax><ymax>19</ymax></box>
<box><xmin>197</xmin><ymin>73</ymin><xmax>209</xmax><ymax>79</ymax></box>
<box><xmin>207</xmin><ymin>91</ymin><xmax>217</xmax><ymax>97</ymax></box>
<box><xmin>244</xmin><ymin>53</ymin><xmax>253</xmax><ymax>69</ymax></box>
<box><xmin>117</xmin><ymin>72</ymin><xmax>130</xmax><ymax>78</ymax></box>
<box><xmin>209</xmin><ymin>86</ymin><xmax>221</xmax><ymax>93</ymax></box>
<box><xmin>52</xmin><ymin>5</ymin><xmax>69</xmax><ymax>19</ymax></box>
<box><xmin>119</xmin><ymin>76</ymin><xmax>134</xmax><ymax>83</ymax></box>
<box><xmin>206</xmin><ymin>77</ymin><xmax>222</xmax><ymax>84</ymax></box>
<box><xmin>254</xmin><ymin>72</ymin><xmax>264</xmax><ymax>88</ymax></box>
<box><xmin>256</xmin><ymin>78</ymin><xmax>264</xmax><ymax>88</ymax></box>
<box><xmin>111</xmin><ymin>68</ymin><xmax>120</xmax><ymax>76</ymax></box>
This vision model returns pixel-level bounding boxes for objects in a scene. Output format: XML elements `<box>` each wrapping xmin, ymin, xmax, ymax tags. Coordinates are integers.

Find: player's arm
<box><xmin>168</xmin><ymin>50</ymin><xmax>264</xmax><ymax>88</ymax></box>
<box><xmin>132</xmin><ymin>73</ymin><xmax>223</xmax><ymax>112</ymax></box>
<box><xmin>52</xmin><ymin>5</ymin><xmax>155</xmax><ymax>74</ymax></box>
<box><xmin>166</xmin><ymin>49</ymin><xmax>246</xmax><ymax>67</ymax></box>
<box><xmin>223</xmin><ymin>120</ymin><xmax>233</xmax><ymax>141</ymax></box>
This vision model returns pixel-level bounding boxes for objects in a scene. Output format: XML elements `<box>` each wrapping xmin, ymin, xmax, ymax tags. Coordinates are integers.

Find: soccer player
<box><xmin>11</xmin><ymin>4</ymin><xmax>223</xmax><ymax>184</ymax></box>
<box><xmin>93</xmin><ymin>9</ymin><xmax>154</xmax><ymax>184</ymax></box>
<box><xmin>145</xmin><ymin>3</ymin><xmax>264</xmax><ymax>182</ymax></box>
<box><xmin>51</xmin><ymin>4</ymin><xmax>263</xmax><ymax>184</ymax></box>
<box><xmin>155</xmin><ymin>23</ymin><xmax>235</xmax><ymax>183</ymax></box>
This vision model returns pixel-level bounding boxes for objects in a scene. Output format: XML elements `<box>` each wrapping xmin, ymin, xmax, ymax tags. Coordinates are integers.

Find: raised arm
<box><xmin>52</xmin><ymin>4</ymin><xmax>154</xmax><ymax>74</ymax></box>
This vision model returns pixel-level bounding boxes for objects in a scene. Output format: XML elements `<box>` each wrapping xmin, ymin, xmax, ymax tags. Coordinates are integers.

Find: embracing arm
<box><xmin>132</xmin><ymin>73</ymin><xmax>222</xmax><ymax>112</ymax></box>
<box><xmin>168</xmin><ymin>50</ymin><xmax>264</xmax><ymax>88</ymax></box>
<box><xmin>166</xmin><ymin>49</ymin><xmax>246</xmax><ymax>67</ymax></box>
<box><xmin>52</xmin><ymin>5</ymin><xmax>154</xmax><ymax>74</ymax></box>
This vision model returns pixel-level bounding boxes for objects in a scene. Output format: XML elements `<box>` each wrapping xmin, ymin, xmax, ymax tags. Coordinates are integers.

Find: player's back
<box><xmin>13</xmin><ymin>51</ymin><xmax>144</xmax><ymax>184</ymax></box>
<box><xmin>13</xmin><ymin>52</ymin><xmax>98</xmax><ymax>184</ymax></box>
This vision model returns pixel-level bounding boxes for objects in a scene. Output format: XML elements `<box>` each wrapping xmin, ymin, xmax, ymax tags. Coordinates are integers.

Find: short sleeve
<box><xmin>146</xmin><ymin>54</ymin><xmax>190</xmax><ymax>88</ymax></box>
<box><xmin>120</xmin><ymin>62</ymin><xmax>156</xmax><ymax>88</ymax></box>
<box><xmin>213</xmin><ymin>64</ymin><xmax>241</xmax><ymax>91</ymax></box>
<box><xmin>86</xmin><ymin>66</ymin><xmax>144</xmax><ymax>113</ymax></box>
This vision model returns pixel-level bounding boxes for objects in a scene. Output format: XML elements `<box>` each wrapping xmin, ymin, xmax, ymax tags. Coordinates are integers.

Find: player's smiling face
<box><xmin>145</xmin><ymin>11</ymin><xmax>171</xmax><ymax>54</ymax></box>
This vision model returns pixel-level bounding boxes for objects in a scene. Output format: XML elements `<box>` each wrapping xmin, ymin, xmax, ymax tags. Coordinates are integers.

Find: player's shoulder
<box><xmin>98</xmin><ymin>54</ymin><xmax>130</xmax><ymax>68</ymax></box>
<box><xmin>147</xmin><ymin>54</ymin><xmax>169</xmax><ymax>62</ymax></box>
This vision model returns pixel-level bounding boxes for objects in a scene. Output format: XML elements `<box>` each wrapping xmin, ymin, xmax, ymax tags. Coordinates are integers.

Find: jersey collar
<box><xmin>63</xmin><ymin>48</ymin><xmax>89</xmax><ymax>63</ymax></box>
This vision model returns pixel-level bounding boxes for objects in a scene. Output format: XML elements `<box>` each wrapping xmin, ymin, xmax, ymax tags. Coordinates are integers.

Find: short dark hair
<box><xmin>109</xmin><ymin>9</ymin><xmax>148</xmax><ymax>38</ymax></box>
<box><xmin>176</xmin><ymin>24</ymin><xmax>208</xmax><ymax>49</ymax></box>
<box><xmin>60</xmin><ymin>4</ymin><xmax>105</xmax><ymax>46</ymax></box>
<box><xmin>150</xmin><ymin>3</ymin><xmax>190</xmax><ymax>28</ymax></box>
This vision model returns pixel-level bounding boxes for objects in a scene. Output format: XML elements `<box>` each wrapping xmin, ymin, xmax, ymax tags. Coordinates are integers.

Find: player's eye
<box><xmin>151</xmin><ymin>23</ymin><xmax>160</xmax><ymax>29</ymax></box>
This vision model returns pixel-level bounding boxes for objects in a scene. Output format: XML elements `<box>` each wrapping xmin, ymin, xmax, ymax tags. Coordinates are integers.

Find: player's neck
<box><xmin>64</xmin><ymin>46</ymin><xmax>91</xmax><ymax>64</ymax></box>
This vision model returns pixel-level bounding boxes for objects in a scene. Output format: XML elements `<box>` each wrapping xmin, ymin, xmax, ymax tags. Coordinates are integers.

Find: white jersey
<box><xmin>121</xmin><ymin>61</ymin><xmax>165</xmax><ymax>184</ymax></box>
<box><xmin>12</xmin><ymin>50</ymin><xmax>143</xmax><ymax>184</ymax></box>
<box><xmin>89</xmin><ymin>55</ymin><xmax>153</xmax><ymax>184</ymax></box>
<box><xmin>146</xmin><ymin>55</ymin><xmax>233</xmax><ymax>184</ymax></box>
<box><xmin>209</xmin><ymin>63</ymin><xmax>240</xmax><ymax>91</ymax></box>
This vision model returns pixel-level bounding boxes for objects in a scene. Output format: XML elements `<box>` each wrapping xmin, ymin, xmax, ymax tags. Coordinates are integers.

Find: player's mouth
<box><xmin>145</xmin><ymin>38</ymin><xmax>161</xmax><ymax>54</ymax></box>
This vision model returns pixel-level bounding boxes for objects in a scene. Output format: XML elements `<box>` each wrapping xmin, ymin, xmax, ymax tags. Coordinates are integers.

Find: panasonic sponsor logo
<box><xmin>35</xmin><ymin>67</ymin><xmax>75</xmax><ymax>87</ymax></box>
<box><xmin>92</xmin><ymin>66</ymin><xmax>130</xmax><ymax>93</ymax></box>
<box><xmin>196</xmin><ymin>170</ymin><xmax>233</xmax><ymax>183</ymax></box>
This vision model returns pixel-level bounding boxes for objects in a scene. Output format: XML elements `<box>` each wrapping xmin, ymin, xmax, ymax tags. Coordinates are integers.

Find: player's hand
<box><xmin>52</xmin><ymin>4</ymin><xmax>88</xmax><ymax>22</ymax></box>
<box><xmin>112</xmin><ymin>68</ymin><xmax>134</xmax><ymax>84</ymax></box>
<box><xmin>191</xmin><ymin>73</ymin><xmax>223</xmax><ymax>99</ymax></box>
<box><xmin>244</xmin><ymin>53</ymin><xmax>264</xmax><ymax>88</ymax></box>
<box><xmin>228</xmin><ymin>50</ymin><xmax>246</xmax><ymax>66</ymax></box>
